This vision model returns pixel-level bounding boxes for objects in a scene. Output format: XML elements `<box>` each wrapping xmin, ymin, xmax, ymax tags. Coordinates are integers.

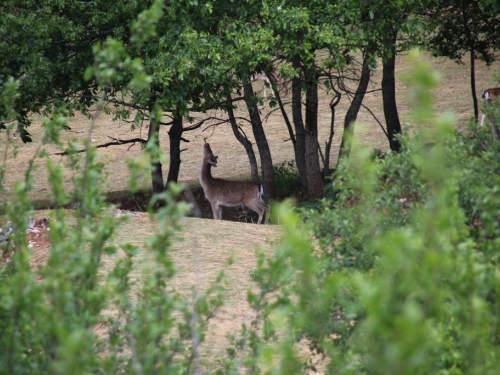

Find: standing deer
<box><xmin>481</xmin><ymin>87</ymin><xmax>500</xmax><ymax>125</ymax></box>
<box><xmin>200</xmin><ymin>143</ymin><xmax>270</xmax><ymax>224</ymax></box>
<box><xmin>480</xmin><ymin>87</ymin><xmax>500</xmax><ymax>139</ymax></box>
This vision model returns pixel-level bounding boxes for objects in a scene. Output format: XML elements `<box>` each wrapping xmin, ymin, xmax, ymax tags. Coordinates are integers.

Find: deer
<box><xmin>199</xmin><ymin>143</ymin><xmax>270</xmax><ymax>224</ymax></box>
<box><xmin>250</xmin><ymin>71</ymin><xmax>289</xmax><ymax>99</ymax></box>
<box><xmin>480</xmin><ymin>87</ymin><xmax>500</xmax><ymax>126</ymax></box>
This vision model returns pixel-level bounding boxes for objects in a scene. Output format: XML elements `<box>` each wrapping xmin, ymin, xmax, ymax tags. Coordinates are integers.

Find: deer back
<box><xmin>206</xmin><ymin>179</ymin><xmax>262</xmax><ymax>207</ymax></box>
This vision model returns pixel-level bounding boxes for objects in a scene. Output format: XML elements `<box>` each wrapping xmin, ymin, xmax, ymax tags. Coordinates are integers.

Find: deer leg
<box><xmin>257</xmin><ymin>210</ymin><xmax>263</xmax><ymax>224</ymax></box>
<box><xmin>263</xmin><ymin>205</ymin><xmax>270</xmax><ymax>224</ymax></box>
<box><xmin>245</xmin><ymin>201</ymin><xmax>265</xmax><ymax>224</ymax></box>
<box><xmin>211</xmin><ymin>202</ymin><xmax>221</xmax><ymax>220</ymax></box>
<box><xmin>259</xmin><ymin>204</ymin><xmax>270</xmax><ymax>224</ymax></box>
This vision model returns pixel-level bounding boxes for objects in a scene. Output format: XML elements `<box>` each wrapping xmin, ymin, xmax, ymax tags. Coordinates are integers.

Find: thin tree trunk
<box><xmin>148</xmin><ymin>110</ymin><xmax>165</xmax><ymax>194</ymax></box>
<box><xmin>324</xmin><ymin>89</ymin><xmax>341</xmax><ymax>178</ymax></box>
<box><xmin>291</xmin><ymin>55</ymin><xmax>308</xmax><ymax>190</ymax></box>
<box><xmin>459</xmin><ymin>0</ymin><xmax>479</xmax><ymax>122</ymax></box>
<box><xmin>304</xmin><ymin>65</ymin><xmax>323</xmax><ymax>199</ymax></box>
<box><xmin>382</xmin><ymin>29</ymin><xmax>402</xmax><ymax>153</ymax></box>
<box><xmin>337</xmin><ymin>51</ymin><xmax>372</xmax><ymax>163</ymax></box>
<box><xmin>166</xmin><ymin>112</ymin><xmax>183</xmax><ymax>186</ymax></box>
<box><xmin>226</xmin><ymin>94</ymin><xmax>259</xmax><ymax>182</ymax></box>
<box><xmin>243</xmin><ymin>77</ymin><xmax>275</xmax><ymax>200</ymax></box>
<box><xmin>265</xmin><ymin>70</ymin><xmax>295</xmax><ymax>146</ymax></box>
<box><xmin>470</xmin><ymin>49</ymin><xmax>479</xmax><ymax>122</ymax></box>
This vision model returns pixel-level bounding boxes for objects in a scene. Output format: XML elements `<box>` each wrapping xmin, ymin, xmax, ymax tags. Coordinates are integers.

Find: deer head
<box><xmin>203</xmin><ymin>143</ymin><xmax>218</xmax><ymax>167</ymax></box>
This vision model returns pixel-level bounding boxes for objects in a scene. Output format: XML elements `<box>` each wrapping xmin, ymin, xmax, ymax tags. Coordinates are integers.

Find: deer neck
<box><xmin>200</xmin><ymin>159</ymin><xmax>215</xmax><ymax>186</ymax></box>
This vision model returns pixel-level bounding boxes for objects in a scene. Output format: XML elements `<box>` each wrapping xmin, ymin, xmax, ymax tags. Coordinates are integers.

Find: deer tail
<box><xmin>258</xmin><ymin>185</ymin><xmax>270</xmax><ymax>208</ymax></box>
<box><xmin>258</xmin><ymin>184</ymin><xmax>265</xmax><ymax>201</ymax></box>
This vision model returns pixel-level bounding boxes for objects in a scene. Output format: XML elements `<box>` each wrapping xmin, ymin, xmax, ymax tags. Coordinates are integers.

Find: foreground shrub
<box><xmin>0</xmin><ymin>6</ymin><xmax>224</xmax><ymax>372</ymax></box>
<box><xmin>223</xmin><ymin>50</ymin><xmax>500</xmax><ymax>374</ymax></box>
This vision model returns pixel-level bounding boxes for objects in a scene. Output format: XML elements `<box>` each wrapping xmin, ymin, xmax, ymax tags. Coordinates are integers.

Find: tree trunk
<box><xmin>382</xmin><ymin>29</ymin><xmax>402</xmax><ymax>153</ymax></box>
<box><xmin>148</xmin><ymin>112</ymin><xmax>165</xmax><ymax>195</ymax></box>
<box><xmin>470</xmin><ymin>47</ymin><xmax>479</xmax><ymax>122</ymax></box>
<box><xmin>324</xmin><ymin>89</ymin><xmax>341</xmax><ymax>178</ymax></box>
<box><xmin>243</xmin><ymin>77</ymin><xmax>275</xmax><ymax>201</ymax></box>
<box><xmin>304</xmin><ymin>65</ymin><xmax>323</xmax><ymax>199</ymax></box>
<box><xmin>337</xmin><ymin>51</ymin><xmax>372</xmax><ymax>163</ymax></box>
<box><xmin>166</xmin><ymin>112</ymin><xmax>183</xmax><ymax>186</ymax></box>
<box><xmin>226</xmin><ymin>94</ymin><xmax>259</xmax><ymax>182</ymax></box>
<box><xmin>291</xmin><ymin>55</ymin><xmax>308</xmax><ymax>190</ymax></box>
<box><xmin>460</xmin><ymin>1</ymin><xmax>478</xmax><ymax>122</ymax></box>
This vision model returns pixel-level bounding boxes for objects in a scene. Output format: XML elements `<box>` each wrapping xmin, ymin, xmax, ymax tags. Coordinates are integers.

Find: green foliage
<box><xmin>222</xmin><ymin>50</ymin><xmax>500</xmax><ymax>374</ymax></box>
<box><xmin>273</xmin><ymin>160</ymin><xmax>302</xmax><ymax>198</ymax></box>
<box><xmin>0</xmin><ymin>164</ymin><xmax>223</xmax><ymax>374</ymax></box>
<box><xmin>0</xmin><ymin>4</ymin><xmax>224</xmax><ymax>373</ymax></box>
<box><xmin>450</xmin><ymin>121</ymin><xmax>500</xmax><ymax>262</ymax></box>
<box><xmin>0</xmin><ymin>0</ymin><xmax>148</xmax><ymax>141</ymax></box>
<box><xmin>423</xmin><ymin>0</ymin><xmax>500</xmax><ymax>119</ymax></box>
<box><xmin>306</xmin><ymin>135</ymin><xmax>427</xmax><ymax>271</ymax></box>
<box><xmin>425</xmin><ymin>0</ymin><xmax>500</xmax><ymax>65</ymax></box>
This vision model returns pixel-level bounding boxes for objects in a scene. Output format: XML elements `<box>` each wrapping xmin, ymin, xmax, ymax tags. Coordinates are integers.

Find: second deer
<box><xmin>481</xmin><ymin>87</ymin><xmax>500</xmax><ymax>139</ymax></box>
<box><xmin>200</xmin><ymin>143</ymin><xmax>270</xmax><ymax>224</ymax></box>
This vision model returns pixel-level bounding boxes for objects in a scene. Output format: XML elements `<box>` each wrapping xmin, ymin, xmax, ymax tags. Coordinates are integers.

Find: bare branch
<box><xmin>201</xmin><ymin>119</ymin><xmax>231</xmax><ymax>132</ymax></box>
<box><xmin>361</xmin><ymin>103</ymin><xmax>389</xmax><ymax>139</ymax></box>
<box><xmin>184</xmin><ymin>116</ymin><xmax>224</xmax><ymax>132</ymax></box>
<box><xmin>55</xmin><ymin>136</ymin><xmax>146</xmax><ymax>156</ymax></box>
<box><xmin>187</xmin><ymin>95</ymin><xmax>245</xmax><ymax>112</ymax></box>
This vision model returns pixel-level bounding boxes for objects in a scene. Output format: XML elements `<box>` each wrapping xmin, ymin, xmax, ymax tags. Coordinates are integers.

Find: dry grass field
<box><xmin>3</xmin><ymin>52</ymin><xmax>500</xmax><ymax>368</ymax></box>
<box><xmin>99</xmin><ymin>213</ymin><xmax>283</xmax><ymax>365</ymax></box>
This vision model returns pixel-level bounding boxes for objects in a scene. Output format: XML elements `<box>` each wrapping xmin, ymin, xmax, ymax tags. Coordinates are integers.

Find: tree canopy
<box><xmin>425</xmin><ymin>0</ymin><xmax>500</xmax><ymax>120</ymax></box>
<box><xmin>0</xmin><ymin>0</ymin><xmax>496</xmax><ymax>199</ymax></box>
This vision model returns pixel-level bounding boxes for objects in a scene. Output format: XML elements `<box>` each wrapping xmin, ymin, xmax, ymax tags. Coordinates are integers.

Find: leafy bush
<box><xmin>450</xmin><ymin>122</ymin><xmax>500</xmax><ymax>262</ymax></box>
<box><xmin>273</xmin><ymin>160</ymin><xmax>302</xmax><ymax>198</ymax></box>
<box><xmin>222</xmin><ymin>50</ymin><xmax>500</xmax><ymax>374</ymax></box>
<box><xmin>305</xmin><ymin>133</ymin><xmax>427</xmax><ymax>271</ymax></box>
<box><xmin>0</xmin><ymin>4</ymin><xmax>224</xmax><ymax>373</ymax></box>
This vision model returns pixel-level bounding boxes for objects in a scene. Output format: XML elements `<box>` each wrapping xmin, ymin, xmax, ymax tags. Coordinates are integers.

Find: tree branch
<box><xmin>361</xmin><ymin>103</ymin><xmax>389</xmax><ymax>139</ymax></box>
<box><xmin>54</xmin><ymin>136</ymin><xmax>146</xmax><ymax>156</ymax></box>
